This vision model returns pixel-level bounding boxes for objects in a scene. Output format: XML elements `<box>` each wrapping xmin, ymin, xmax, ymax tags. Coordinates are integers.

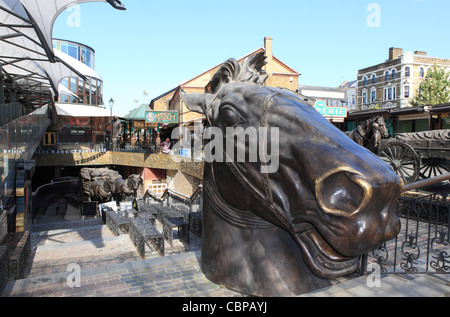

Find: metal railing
<box><xmin>31</xmin><ymin>178</ymin><xmax>80</xmax><ymax>224</ymax></box>
<box><xmin>143</xmin><ymin>186</ymin><xmax>202</xmax><ymax>212</ymax></box>
<box><xmin>362</xmin><ymin>194</ymin><xmax>450</xmax><ymax>274</ymax></box>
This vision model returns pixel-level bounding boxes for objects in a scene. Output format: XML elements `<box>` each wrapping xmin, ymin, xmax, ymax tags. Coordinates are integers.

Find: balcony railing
<box><xmin>36</xmin><ymin>140</ymin><xmax>204</xmax><ymax>160</ymax></box>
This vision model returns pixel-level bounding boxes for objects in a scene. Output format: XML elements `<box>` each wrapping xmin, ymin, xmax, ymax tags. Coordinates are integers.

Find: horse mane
<box><xmin>209</xmin><ymin>52</ymin><xmax>269</xmax><ymax>94</ymax></box>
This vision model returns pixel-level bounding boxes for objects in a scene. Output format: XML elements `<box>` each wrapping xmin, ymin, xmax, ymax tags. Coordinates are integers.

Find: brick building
<box><xmin>152</xmin><ymin>37</ymin><xmax>300</xmax><ymax>129</ymax></box>
<box><xmin>357</xmin><ymin>47</ymin><xmax>450</xmax><ymax>111</ymax></box>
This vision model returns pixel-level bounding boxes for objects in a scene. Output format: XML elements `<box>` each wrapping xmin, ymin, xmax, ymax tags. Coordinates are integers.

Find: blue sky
<box><xmin>52</xmin><ymin>0</ymin><xmax>450</xmax><ymax>116</ymax></box>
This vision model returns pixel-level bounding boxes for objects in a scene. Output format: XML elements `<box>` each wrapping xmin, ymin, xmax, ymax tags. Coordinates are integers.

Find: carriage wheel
<box><xmin>378</xmin><ymin>141</ymin><xmax>420</xmax><ymax>184</ymax></box>
<box><xmin>419</xmin><ymin>157</ymin><xmax>450</xmax><ymax>179</ymax></box>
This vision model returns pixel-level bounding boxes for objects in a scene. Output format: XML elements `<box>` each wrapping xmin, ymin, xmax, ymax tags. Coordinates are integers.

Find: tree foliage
<box><xmin>411</xmin><ymin>64</ymin><xmax>450</xmax><ymax>107</ymax></box>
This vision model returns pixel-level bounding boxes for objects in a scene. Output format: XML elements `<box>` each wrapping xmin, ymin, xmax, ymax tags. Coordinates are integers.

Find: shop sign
<box><xmin>145</xmin><ymin>111</ymin><xmax>179</xmax><ymax>124</ymax></box>
<box><xmin>314</xmin><ymin>100</ymin><xmax>348</xmax><ymax>118</ymax></box>
<box><xmin>65</xmin><ymin>117</ymin><xmax>90</xmax><ymax>126</ymax></box>
<box><xmin>70</xmin><ymin>129</ymin><xmax>87</xmax><ymax>135</ymax></box>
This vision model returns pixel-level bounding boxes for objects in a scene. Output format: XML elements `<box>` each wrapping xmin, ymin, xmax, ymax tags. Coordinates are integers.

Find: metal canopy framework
<box><xmin>0</xmin><ymin>0</ymin><xmax>126</xmax><ymax>98</ymax></box>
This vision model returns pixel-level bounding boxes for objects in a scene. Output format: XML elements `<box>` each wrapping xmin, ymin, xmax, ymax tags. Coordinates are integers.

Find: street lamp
<box><xmin>109</xmin><ymin>98</ymin><xmax>114</xmax><ymax>117</ymax></box>
<box><xmin>109</xmin><ymin>98</ymin><xmax>114</xmax><ymax>150</ymax></box>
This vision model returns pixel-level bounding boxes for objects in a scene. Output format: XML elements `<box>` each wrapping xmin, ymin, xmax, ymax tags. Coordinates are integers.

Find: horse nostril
<box><xmin>315</xmin><ymin>167</ymin><xmax>373</xmax><ymax>217</ymax></box>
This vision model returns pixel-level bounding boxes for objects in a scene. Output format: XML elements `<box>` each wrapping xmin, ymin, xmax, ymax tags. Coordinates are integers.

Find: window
<box><xmin>70</xmin><ymin>77</ymin><xmax>77</xmax><ymax>93</ymax></box>
<box><xmin>404</xmin><ymin>86</ymin><xmax>410</xmax><ymax>98</ymax></box>
<box><xmin>384</xmin><ymin>87</ymin><xmax>396</xmax><ymax>101</ymax></box>
<box><xmin>405</xmin><ymin>67</ymin><xmax>411</xmax><ymax>77</ymax></box>
<box><xmin>60</xmin><ymin>42</ymin><xmax>68</xmax><ymax>54</ymax></box>
<box><xmin>385</xmin><ymin>71</ymin><xmax>390</xmax><ymax>81</ymax></box>
<box><xmin>419</xmin><ymin>67</ymin><xmax>425</xmax><ymax>78</ymax></box>
<box><xmin>80</xmin><ymin>47</ymin><xmax>87</xmax><ymax>64</ymax></box>
<box><xmin>68</xmin><ymin>45</ymin><xmax>78</xmax><ymax>59</ymax></box>
<box><xmin>86</xmin><ymin>51</ymin><xmax>92</xmax><ymax>68</ymax></box>
<box><xmin>371</xmin><ymin>89</ymin><xmax>376</xmax><ymax>103</ymax></box>
<box><xmin>43</xmin><ymin>132</ymin><xmax>57</xmax><ymax>146</ymax></box>
<box><xmin>362</xmin><ymin>91</ymin><xmax>368</xmax><ymax>104</ymax></box>
<box><xmin>392</xmin><ymin>69</ymin><xmax>396</xmax><ymax>79</ymax></box>
<box><xmin>372</xmin><ymin>74</ymin><xmax>376</xmax><ymax>84</ymax></box>
<box><xmin>363</xmin><ymin>76</ymin><xmax>367</xmax><ymax>86</ymax></box>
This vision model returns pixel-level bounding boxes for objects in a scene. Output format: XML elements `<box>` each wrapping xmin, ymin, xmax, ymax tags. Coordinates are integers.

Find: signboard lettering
<box><xmin>145</xmin><ymin>111</ymin><xmax>179</xmax><ymax>124</ymax></box>
<box><xmin>314</xmin><ymin>100</ymin><xmax>347</xmax><ymax>119</ymax></box>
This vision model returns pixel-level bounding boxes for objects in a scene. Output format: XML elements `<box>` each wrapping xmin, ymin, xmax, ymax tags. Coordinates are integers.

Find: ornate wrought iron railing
<box><xmin>362</xmin><ymin>194</ymin><xmax>450</xmax><ymax>275</ymax></box>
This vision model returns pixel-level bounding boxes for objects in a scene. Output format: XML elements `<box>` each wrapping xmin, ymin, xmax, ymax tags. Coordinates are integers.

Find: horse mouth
<box><xmin>294</xmin><ymin>224</ymin><xmax>359</xmax><ymax>278</ymax></box>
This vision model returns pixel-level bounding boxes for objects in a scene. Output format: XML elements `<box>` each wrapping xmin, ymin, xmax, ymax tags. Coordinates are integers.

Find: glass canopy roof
<box><xmin>0</xmin><ymin>0</ymin><xmax>126</xmax><ymax>97</ymax></box>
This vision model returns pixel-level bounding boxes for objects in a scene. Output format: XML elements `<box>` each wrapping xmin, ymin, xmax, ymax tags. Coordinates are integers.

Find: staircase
<box><xmin>1</xmin><ymin>213</ymin><xmax>449</xmax><ymax>297</ymax></box>
<box><xmin>25</xmin><ymin>221</ymin><xmax>141</xmax><ymax>278</ymax></box>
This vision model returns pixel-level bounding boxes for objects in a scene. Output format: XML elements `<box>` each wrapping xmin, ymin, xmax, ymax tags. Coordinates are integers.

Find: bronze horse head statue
<box><xmin>182</xmin><ymin>52</ymin><xmax>403</xmax><ymax>296</ymax></box>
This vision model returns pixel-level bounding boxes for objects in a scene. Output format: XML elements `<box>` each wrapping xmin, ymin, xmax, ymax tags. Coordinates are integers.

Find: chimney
<box><xmin>414</xmin><ymin>50</ymin><xmax>427</xmax><ymax>56</ymax></box>
<box><xmin>264</xmin><ymin>36</ymin><xmax>273</xmax><ymax>61</ymax></box>
<box><xmin>389</xmin><ymin>47</ymin><xmax>403</xmax><ymax>60</ymax></box>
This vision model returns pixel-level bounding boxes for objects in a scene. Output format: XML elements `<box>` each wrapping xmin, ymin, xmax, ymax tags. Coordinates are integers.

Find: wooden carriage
<box><xmin>378</xmin><ymin>129</ymin><xmax>450</xmax><ymax>184</ymax></box>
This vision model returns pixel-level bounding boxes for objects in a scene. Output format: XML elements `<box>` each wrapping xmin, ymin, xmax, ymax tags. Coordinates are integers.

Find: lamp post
<box><xmin>109</xmin><ymin>98</ymin><xmax>114</xmax><ymax>117</ymax></box>
<box><xmin>109</xmin><ymin>98</ymin><xmax>114</xmax><ymax>150</ymax></box>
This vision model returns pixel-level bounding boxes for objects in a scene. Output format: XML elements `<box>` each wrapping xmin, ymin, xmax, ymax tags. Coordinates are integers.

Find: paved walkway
<box><xmin>1</xmin><ymin>202</ymin><xmax>449</xmax><ymax>298</ymax></box>
<box><xmin>1</xmin><ymin>212</ymin><xmax>243</xmax><ymax>298</ymax></box>
<box><xmin>2</xmin><ymin>251</ymin><xmax>241</xmax><ymax>297</ymax></box>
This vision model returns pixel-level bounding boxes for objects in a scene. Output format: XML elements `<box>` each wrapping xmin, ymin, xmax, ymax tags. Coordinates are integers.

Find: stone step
<box><xmin>31</xmin><ymin>225</ymin><xmax>115</xmax><ymax>248</ymax></box>
<box><xmin>1</xmin><ymin>251</ymin><xmax>209</xmax><ymax>297</ymax></box>
<box><xmin>25</xmin><ymin>219</ymin><xmax>201</xmax><ymax>279</ymax></box>
<box><xmin>26</xmin><ymin>232</ymin><xmax>142</xmax><ymax>278</ymax></box>
<box><xmin>31</xmin><ymin>218</ymin><xmax>104</xmax><ymax>233</ymax></box>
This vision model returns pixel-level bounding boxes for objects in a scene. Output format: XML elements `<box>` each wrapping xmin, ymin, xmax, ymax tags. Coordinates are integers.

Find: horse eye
<box><xmin>220</xmin><ymin>108</ymin><xmax>243</xmax><ymax>127</ymax></box>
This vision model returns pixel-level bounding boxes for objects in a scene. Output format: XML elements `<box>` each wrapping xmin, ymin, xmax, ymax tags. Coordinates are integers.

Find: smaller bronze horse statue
<box><xmin>80</xmin><ymin>168</ymin><xmax>142</xmax><ymax>203</ymax></box>
<box><xmin>346</xmin><ymin>117</ymin><xmax>389</xmax><ymax>153</ymax></box>
<box><xmin>111</xmin><ymin>174</ymin><xmax>143</xmax><ymax>201</ymax></box>
<box><xmin>89</xmin><ymin>179</ymin><xmax>112</xmax><ymax>202</ymax></box>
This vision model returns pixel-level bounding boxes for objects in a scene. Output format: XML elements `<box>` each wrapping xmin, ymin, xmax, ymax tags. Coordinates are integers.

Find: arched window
<box><xmin>363</xmin><ymin>76</ymin><xmax>367</xmax><ymax>86</ymax></box>
<box><xmin>385</xmin><ymin>71</ymin><xmax>390</xmax><ymax>81</ymax></box>
<box><xmin>372</xmin><ymin>74</ymin><xmax>376</xmax><ymax>84</ymax></box>
<box><xmin>419</xmin><ymin>67</ymin><xmax>425</xmax><ymax>78</ymax></box>
<box><xmin>405</xmin><ymin>67</ymin><xmax>411</xmax><ymax>77</ymax></box>
<box><xmin>392</xmin><ymin>69</ymin><xmax>396</xmax><ymax>79</ymax></box>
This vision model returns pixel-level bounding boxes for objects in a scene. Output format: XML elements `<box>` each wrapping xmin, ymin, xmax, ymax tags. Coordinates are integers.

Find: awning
<box><xmin>20</xmin><ymin>1</ymin><xmax>126</xmax><ymax>62</ymax></box>
<box><xmin>55</xmin><ymin>102</ymin><xmax>121</xmax><ymax>117</ymax></box>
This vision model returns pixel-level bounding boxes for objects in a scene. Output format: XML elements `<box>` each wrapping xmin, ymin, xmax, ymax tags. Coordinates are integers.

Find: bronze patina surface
<box><xmin>182</xmin><ymin>52</ymin><xmax>404</xmax><ymax>296</ymax></box>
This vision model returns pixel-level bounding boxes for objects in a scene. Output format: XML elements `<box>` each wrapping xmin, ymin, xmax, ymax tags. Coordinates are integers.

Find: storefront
<box><xmin>430</xmin><ymin>104</ymin><xmax>450</xmax><ymax>130</ymax></box>
<box><xmin>51</xmin><ymin>103</ymin><xmax>120</xmax><ymax>149</ymax></box>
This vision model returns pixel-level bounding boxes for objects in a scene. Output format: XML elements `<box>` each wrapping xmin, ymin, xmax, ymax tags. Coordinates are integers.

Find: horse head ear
<box><xmin>238</xmin><ymin>51</ymin><xmax>268</xmax><ymax>85</ymax></box>
<box><xmin>209</xmin><ymin>58</ymin><xmax>240</xmax><ymax>94</ymax></box>
<box><xmin>181</xmin><ymin>92</ymin><xmax>214</xmax><ymax>115</ymax></box>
